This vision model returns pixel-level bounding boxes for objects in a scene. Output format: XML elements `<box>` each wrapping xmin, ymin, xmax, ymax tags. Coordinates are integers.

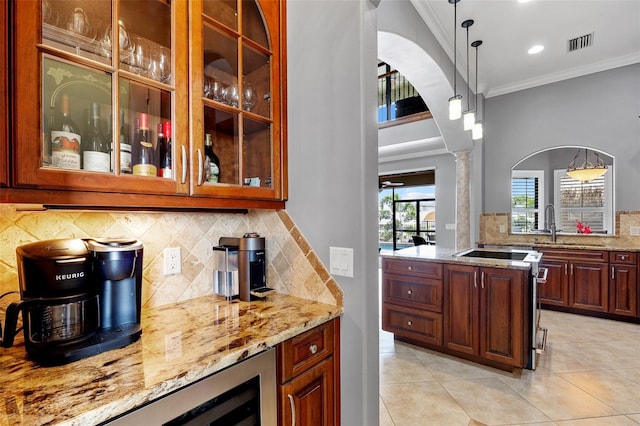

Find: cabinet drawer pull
<box><xmin>407</xmin><ymin>289</ymin><xmax>413</xmax><ymax>296</ymax></box>
<box><xmin>180</xmin><ymin>145</ymin><xmax>187</xmax><ymax>184</ymax></box>
<box><xmin>197</xmin><ymin>149</ymin><xmax>204</xmax><ymax>186</ymax></box>
<box><xmin>407</xmin><ymin>266</ymin><xmax>412</xmax><ymax>271</ymax></box>
<box><xmin>481</xmin><ymin>271</ymin><xmax>485</xmax><ymax>289</ymax></box>
<box><xmin>474</xmin><ymin>271</ymin><xmax>477</xmax><ymax>288</ymax></box>
<box><xmin>407</xmin><ymin>320</ymin><xmax>413</xmax><ymax>326</ymax></box>
<box><xmin>309</xmin><ymin>343</ymin><xmax>318</xmax><ymax>354</ymax></box>
<box><xmin>564</xmin><ymin>264</ymin><xmax>568</xmax><ymax>275</ymax></box>
<box><xmin>288</xmin><ymin>394</ymin><xmax>296</xmax><ymax>426</ymax></box>
<box><xmin>612</xmin><ymin>266</ymin><xmax>615</xmax><ymax>280</ymax></box>
<box><xmin>620</xmin><ymin>255</ymin><xmax>627</xmax><ymax>261</ymax></box>
<box><xmin>570</xmin><ymin>264</ymin><xmax>574</xmax><ymax>275</ymax></box>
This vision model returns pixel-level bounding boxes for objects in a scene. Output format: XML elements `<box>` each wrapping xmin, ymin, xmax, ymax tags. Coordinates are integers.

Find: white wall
<box><xmin>484</xmin><ymin>63</ymin><xmax>640</xmax><ymax>213</ymax></box>
<box><xmin>286</xmin><ymin>1</ymin><xmax>379</xmax><ymax>424</ymax></box>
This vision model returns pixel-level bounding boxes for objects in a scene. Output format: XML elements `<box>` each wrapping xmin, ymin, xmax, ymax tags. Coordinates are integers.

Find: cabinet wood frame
<box><xmin>277</xmin><ymin>317</ymin><xmax>340</xmax><ymax>426</ymax></box>
<box><xmin>6</xmin><ymin>0</ymin><xmax>287</xmax><ymax>210</ymax></box>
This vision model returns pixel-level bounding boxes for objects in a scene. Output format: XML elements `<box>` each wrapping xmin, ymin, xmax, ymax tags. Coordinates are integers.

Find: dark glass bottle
<box><xmin>132</xmin><ymin>112</ymin><xmax>157</xmax><ymax>176</ymax></box>
<box><xmin>159</xmin><ymin>121</ymin><xmax>172</xmax><ymax>178</ymax></box>
<box><xmin>204</xmin><ymin>133</ymin><xmax>220</xmax><ymax>183</ymax></box>
<box><xmin>119</xmin><ymin>110</ymin><xmax>132</xmax><ymax>174</ymax></box>
<box><xmin>51</xmin><ymin>94</ymin><xmax>81</xmax><ymax>170</ymax></box>
<box><xmin>83</xmin><ymin>102</ymin><xmax>111</xmax><ymax>172</ymax></box>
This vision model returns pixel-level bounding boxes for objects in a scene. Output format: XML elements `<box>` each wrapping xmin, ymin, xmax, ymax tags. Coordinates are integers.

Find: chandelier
<box><xmin>566</xmin><ymin>149</ymin><xmax>608</xmax><ymax>182</ymax></box>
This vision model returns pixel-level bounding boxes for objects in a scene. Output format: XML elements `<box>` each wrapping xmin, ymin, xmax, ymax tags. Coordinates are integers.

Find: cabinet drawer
<box><xmin>611</xmin><ymin>252</ymin><xmax>636</xmax><ymax>265</ymax></box>
<box><xmin>383</xmin><ymin>273</ymin><xmax>442</xmax><ymax>312</ymax></box>
<box><xmin>539</xmin><ymin>249</ymin><xmax>608</xmax><ymax>263</ymax></box>
<box><xmin>382</xmin><ymin>303</ymin><xmax>442</xmax><ymax>346</ymax></box>
<box><xmin>382</xmin><ymin>258</ymin><xmax>443</xmax><ymax>279</ymax></box>
<box><xmin>277</xmin><ymin>319</ymin><xmax>336</xmax><ymax>384</ymax></box>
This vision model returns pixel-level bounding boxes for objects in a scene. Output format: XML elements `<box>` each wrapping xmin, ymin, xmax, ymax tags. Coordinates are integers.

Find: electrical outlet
<box><xmin>163</xmin><ymin>247</ymin><xmax>181</xmax><ymax>275</ymax></box>
<box><xmin>631</xmin><ymin>226</ymin><xmax>640</xmax><ymax>236</ymax></box>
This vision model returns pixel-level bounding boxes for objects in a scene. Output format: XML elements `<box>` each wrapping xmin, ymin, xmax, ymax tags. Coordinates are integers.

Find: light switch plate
<box><xmin>329</xmin><ymin>247</ymin><xmax>354</xmax><ymax>278</ymax></box>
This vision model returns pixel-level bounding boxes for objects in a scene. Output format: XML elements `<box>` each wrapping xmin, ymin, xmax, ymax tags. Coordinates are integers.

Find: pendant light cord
<box><xmin>453</xmin><ymin>1</ymin><xmax>457</xmax><ymax>95</ymax></box>
<box><xmin>466</xmin><ymin>26</ymin><xmax>470</xmax><ymax>110</ymax></box>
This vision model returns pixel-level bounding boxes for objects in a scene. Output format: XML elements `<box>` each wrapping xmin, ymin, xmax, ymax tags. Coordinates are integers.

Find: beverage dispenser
<box><xmin>213</xmin><ymin>233</ymin><xmax>270</xmax><ymax>301</ymax></box>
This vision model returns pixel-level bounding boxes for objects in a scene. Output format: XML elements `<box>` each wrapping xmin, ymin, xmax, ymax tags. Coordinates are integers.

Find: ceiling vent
<box><xmin>568</xmin><ymin>32</ymin><xmax>594</xmax><ymax>52</ymax></box>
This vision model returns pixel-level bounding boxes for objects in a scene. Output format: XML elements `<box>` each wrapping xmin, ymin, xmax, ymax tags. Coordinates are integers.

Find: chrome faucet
<box><xmin>544</xmin><ymin>204</ymin><xmax>557</xmax><ymax>242</ymax></box>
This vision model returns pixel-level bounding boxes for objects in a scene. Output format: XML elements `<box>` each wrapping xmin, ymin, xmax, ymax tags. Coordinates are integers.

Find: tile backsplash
<box><xmin>479</xmin><ymin>211</ymin><xmax>640</xmax><ymax>249</ymax></box>
<box><xmin>0</xmin><ymin>206</ymin><xmax>342</xmax><ymax>309</ymax></box>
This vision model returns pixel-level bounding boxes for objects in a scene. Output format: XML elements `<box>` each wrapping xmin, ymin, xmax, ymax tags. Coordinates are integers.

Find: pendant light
<box><xmin>448</xmin><ymin>0</ymin><xmax>462</xmax><ymax>120</ymax></box>
<box><xmin>471</xmin><ymin>40</ymin><xmax>483</xmax><ymax>140</ymax></box>
<box><xmin>566</xmin><ymin>148</ymin><xmax>608</xmax><ymax>181</ymax></box>
<box><xmin>462</xmin><ymin>19</ymin><xmax>475</xmax><ymax>131</ymax></box>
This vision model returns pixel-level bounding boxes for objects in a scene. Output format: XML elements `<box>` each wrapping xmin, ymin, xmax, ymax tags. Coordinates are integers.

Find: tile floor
<box><xmin>379</xmin><ymin>306</ymin><xmax>640</xmax><ymax>425</ymax></box>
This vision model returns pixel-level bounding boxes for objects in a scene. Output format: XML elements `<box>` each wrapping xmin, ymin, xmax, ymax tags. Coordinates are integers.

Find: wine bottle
<box><xmin>132</xmin><ymin>112</ymin><xmax>157</xmax><ymax>177</ymax></box>
<box><xmin>159</xmin><ymin>121</ymin><xmax>172</xmax><ymax>178</ymax></box>
<box><xmin>204</xmin><ymin>133</ymin><xmax>220</xmax><ymax>183</ymax></box>
<box><xmin>119</xmin><ymin>110</ymin><xmax>132</xmax><ymax>174</ymax></box>
<box><xmin>83</xmin><ymin>102</ymin><xmax>111</xmax><ymax>172</ymax></box>
<box><xmin>51</xmin><ymin>94</ymin><xmax>81</xmax><ymax>170</ymax></box>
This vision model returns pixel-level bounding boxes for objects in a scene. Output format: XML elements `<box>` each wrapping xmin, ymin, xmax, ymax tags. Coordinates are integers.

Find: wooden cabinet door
<box><xmin>444</xmin><ymin>264</ymin><xmax>478</xmax><ymax>355</ymax></box>
<box><xmin>609</xmin><ymin>264</ymin><xmax>637</xmax><ymax>316</ymax></box>
<box><xmin>0</xmin><ymin>0</ymin><xmax>7</xmax><ymax>187</ymax></box>
<box><xmin>479</xmin><ymin>267</ymin><xmax>526</xmax><ymax>367</ymax></box>
<box><xmin>280</xmin><ymin>357</ymin><xmax>335</xmax><ymax>426</ymax></box>
<box><xmin>570</xmin><ymin>261</ymin><xmax>608</xmax><ymax>312</ymax></box>
<box><xmin>539</xmin><ymin>259</ymin><xmax>569</xmax><ymax>306</ymax></box>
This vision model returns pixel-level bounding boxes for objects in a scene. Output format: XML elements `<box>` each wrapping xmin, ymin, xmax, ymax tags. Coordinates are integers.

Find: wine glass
<box><xmin>223</xmin><ymin>83</ymin><xmax>239</xmax><ymax>107</ymax></box>
<box><xmin>118</xmin><ymin>20</ymin><xmax>134</xmax><ymax>66</ymax></box>
<box><xmin>150</xmin><ymin>46</ymin><xmax>172</xmax><ymax>83</ymax></box>
<box><xmin>99</xmin><ymin>25</ymin><xmax>112</xmax><ymax>60</ymax></box>
<box><xmin>242</xmin><ymin>78</ymin><xmax>258</xmax><ymax>112</ymax></box>
<box><xmin>212</xmin><ymin>78</ymin><xmax>225</xmax><ymax>102</ymax></box>
<box><xmin>131</xmin><ymin>36</ymin><xmax>151</xmax><ymax>77</ymax></box>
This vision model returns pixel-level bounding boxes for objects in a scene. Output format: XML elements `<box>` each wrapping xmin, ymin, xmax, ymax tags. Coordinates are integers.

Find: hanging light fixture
<box><xmin>462</xmin><ymin>19</ymin><xmax>475</xmax><ymax>130</ymax></box>
<box><xmin>448</xmin><ymin>0</ymin><xmax>462</xmax><ymax>120</ymax></box>
<box><xmin>471</xmin><ymin>39</ymin><xmax>483</xmax><ymax>140</ymax></box>
<box><xmin>566</xmin><ymin>148</ymin><xmax>608</xmax><ymax>181</ymax></box>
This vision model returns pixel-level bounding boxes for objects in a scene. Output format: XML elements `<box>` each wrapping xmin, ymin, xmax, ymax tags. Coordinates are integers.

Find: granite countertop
<box><xmin>380</xmin><ymin>245</ymin><xmax>533</xmax><ymax>270</ymax></box>
<box><xmin>477</xmin><ymin>241</ymin><xmax>639</xmax><ymax>252</ymax></box>
<box><xmin>0</xmin><ymin>293</ymin><xmax>343</xmax><ymax>426</ymax></box>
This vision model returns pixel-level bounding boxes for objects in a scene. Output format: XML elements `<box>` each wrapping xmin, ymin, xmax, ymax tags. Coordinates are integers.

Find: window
<box><xmin>379</xmin><ymin>180</ymin><xmax>436</xmax><ymax>250</ymax></box>
<box><xmin>554</xmin><ymin>169</ymin><xmax>613</xmax><ymax>234</ymax></box>
<box><xmin>377</xmin><ymin>62</ymin><xmax>428</xmax><ymax>124</ymax></box>
<box><xmin>511</xmin><ymin>170</ymin><xmax>545</xmax><ymax>233</ymax></box>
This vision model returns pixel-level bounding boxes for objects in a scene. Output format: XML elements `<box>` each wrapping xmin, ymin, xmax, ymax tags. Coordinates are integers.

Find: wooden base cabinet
<box><xmin>277</xmin><ymin>318</ymin><xmax>340</xmax><ymax>426</ymax></box>
<box><xmin>610</xmin><ymin>252</ymin><xmax>637</xmax><ymax>317</ymax></box>
<box><xmin>444</xmin><ymin>264</ymin><xmax>528</xmax><ymax>368</ymax></box>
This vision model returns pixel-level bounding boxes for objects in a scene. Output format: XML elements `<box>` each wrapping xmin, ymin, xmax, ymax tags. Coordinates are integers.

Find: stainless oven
<box><xmin>105</xmin><ymin>349</ymin><xmax>276</xmax><ymax>425</ymax></box>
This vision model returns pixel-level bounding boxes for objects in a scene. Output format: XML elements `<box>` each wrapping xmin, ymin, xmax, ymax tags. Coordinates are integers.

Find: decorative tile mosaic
<box><xmin>0</xmin><ymin>205</ymin><xmax>342</xmax><ymax>309</ymax></box>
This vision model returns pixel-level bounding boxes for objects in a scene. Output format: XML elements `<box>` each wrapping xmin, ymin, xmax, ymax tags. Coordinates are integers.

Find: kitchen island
<box><xmin>381</xmin><ymin>245</ymin><xmax>537</xmax><ymax>371</ymax></box>
<box><xmin>0</xmin><ymin>293</ymin><xmax>342</xmax><ymax>425</ymax></box>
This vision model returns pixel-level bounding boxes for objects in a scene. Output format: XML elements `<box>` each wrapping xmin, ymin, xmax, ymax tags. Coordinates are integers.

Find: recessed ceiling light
<box><xmin>528</xmin><ymin>45</ymin><xmax>544</xmax><ymax>54</ymax></box>
<box><xmin>518</xmin><ymin>0</ymin><xmax>531</xmax><ymax>3</ymax></box>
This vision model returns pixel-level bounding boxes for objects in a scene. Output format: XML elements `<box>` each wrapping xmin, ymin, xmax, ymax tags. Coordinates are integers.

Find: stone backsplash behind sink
<box><xmin>0</xmin><ymin>206</ymin><xmax>343</xmax><ymax>309</ymax></box>
<box><xmin>479</xmin><ymin>211</ymin><xmax>640</xmax><ymax>249</ymax></box>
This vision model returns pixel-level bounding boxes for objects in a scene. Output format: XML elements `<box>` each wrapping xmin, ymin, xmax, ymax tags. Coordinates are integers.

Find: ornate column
<box><xmin>455</xmin><ymin>149</ymin><xmax>471</xmax><ymax>250</ymax></box>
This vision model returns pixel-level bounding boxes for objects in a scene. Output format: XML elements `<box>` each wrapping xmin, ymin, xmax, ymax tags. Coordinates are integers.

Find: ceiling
<box><xmin>411</xmin><ymin>0</ymin><xmax>640</xmax><ymax>98</ymax></box>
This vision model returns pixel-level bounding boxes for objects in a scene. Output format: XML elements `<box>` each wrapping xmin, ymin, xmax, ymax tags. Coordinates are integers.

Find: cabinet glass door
<box><xmin>193</xmin><ymin>0</ymin><xmax>281</xmax><ymax>199</ymax></box>
<box><xmin>14</xmin><ymin>0</ymin><xmax>178</xmax><ymax>194</ymax></box>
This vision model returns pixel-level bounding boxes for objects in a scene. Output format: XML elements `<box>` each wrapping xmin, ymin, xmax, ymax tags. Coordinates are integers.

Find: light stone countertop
<box><xmin>380</xmin><ymin>245</ymin><xmax>533</xmax><ymax>270</ymax></box>
<box><xmin>0</xmin><ymin>293</ymin><xmax>342</xmax><ymax>426</ymax></box>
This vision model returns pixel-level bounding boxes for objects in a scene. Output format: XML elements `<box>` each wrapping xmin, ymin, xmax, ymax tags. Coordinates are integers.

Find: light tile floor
<box><xmin>379</xmin><ymin>308</ymin><xmax>640</xmax><ymax>425</ymax></box>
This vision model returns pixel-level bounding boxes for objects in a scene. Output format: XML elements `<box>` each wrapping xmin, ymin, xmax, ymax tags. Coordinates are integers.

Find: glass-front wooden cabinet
<box><xmin>8</xmin><ymin>0</ymin><xmax>286</xmax><ymax>209</ymax></box>
<box><xmin>1</xmin><ymin>0</ymin><xmax>8</xmax><ymax>188</ymax></box>
<box><xmin>190</xmin><ymin>0</ymin><xmax>284</xmax><ymax>200</ymax></box>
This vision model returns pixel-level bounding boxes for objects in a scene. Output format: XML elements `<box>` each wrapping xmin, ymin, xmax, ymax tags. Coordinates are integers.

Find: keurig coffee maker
<box><xmin>0</xmin><ymin>237</ymin><xmax>143</xmax><ymax>366</ymax></box>
<box><xmin>213</xmin><ymin>233</ymin><xmax>271</xmax><ymax>301</ymax></box>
